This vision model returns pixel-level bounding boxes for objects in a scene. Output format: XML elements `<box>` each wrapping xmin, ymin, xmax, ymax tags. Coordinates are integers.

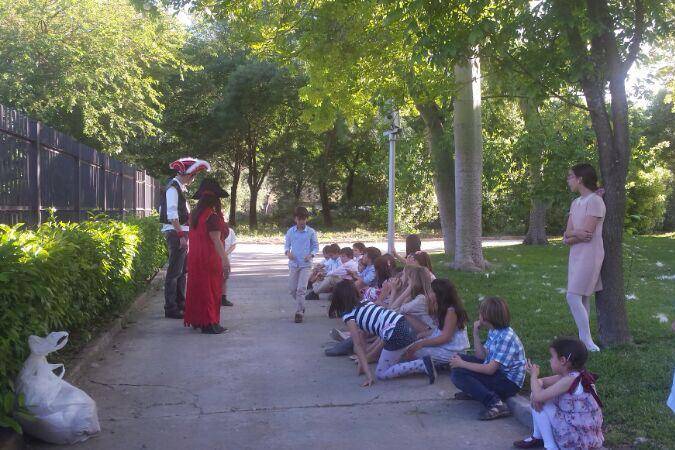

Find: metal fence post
<box><xmin>75</xmin><ymin>143</ymin><xmax>81</xmax><ymax>221</ymax></box>
<box><xmin>32</xmin><ymin>121</ymin><xmax>42</xmax><ymax>226</ymax></box>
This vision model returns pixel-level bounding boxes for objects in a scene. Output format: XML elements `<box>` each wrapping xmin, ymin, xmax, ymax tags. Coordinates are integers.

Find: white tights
<box><xmin>566</xmin><ymin>292</ymin><xmax>600</xmax><ymax>352</ymax></box>
<box><xmin>531</xmin><ymin>402</ymin><xmax>559</xmax><ymax>450</ymax></box>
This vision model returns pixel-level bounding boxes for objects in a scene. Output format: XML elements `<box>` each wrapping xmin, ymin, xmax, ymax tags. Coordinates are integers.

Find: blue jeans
<box><xmin>450</xmin><ymin>354</ymin><xmax>520</xmax><ymax>408</ymax></box>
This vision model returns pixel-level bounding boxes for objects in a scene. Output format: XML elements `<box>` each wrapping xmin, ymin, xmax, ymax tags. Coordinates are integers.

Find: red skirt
<box><xmin>184</xmin><ymin>209</ymin><xmax>224</xmax><ymax>327</ymax></box>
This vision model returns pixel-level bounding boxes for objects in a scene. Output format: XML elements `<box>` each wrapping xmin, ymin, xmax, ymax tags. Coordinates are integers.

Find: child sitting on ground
<box><xmin>311</xmin><ymin>247</ymin><xmax>359</xmax><ymax>296</ymax></box>
<box><xmin>514</xmin><ymin>338</ymin><xmax>604</xmax><ymax>450</ymax></box>
<box><xmin>351</xmin><ymin>246</ymin><xmax>381</xmax><ymax>291</ymax></box>
<box><xmin>404</xmin><ymin>278</ymin><xmax>470</xmax><ymax>365</ymax></box>
<box><xmin>407</xmin><ymin>251</ymin><xmax>436</xmax><ymax>280</ymax></box>
<box><xmin>449</xmin><ymin>296</ymin><xmax>526</xmax><ymax>420</ymax></box>
<box><xmin>306</xmin><ymin>244</ymin><xmax>341</xmax><ymax>300</ymax></box>
<box><xmin>308</xmin><ymin>245</ymin><xmax>335</xmax><ymax>289</ymax></box>
<box><xmin>352</xmin><ymin>242</ymin><xmax>366</xmax><ymax>262</ymax></box>
<box><xmin>328</xmin><ymin>280</ymin><xmax>437</xmax><ymax>386</ymax></box>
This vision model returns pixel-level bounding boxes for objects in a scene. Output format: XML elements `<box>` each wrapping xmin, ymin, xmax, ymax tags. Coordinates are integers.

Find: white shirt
<box><xmin>327</xmin><ymin>258</ymin><xmax>359</xmax><ymax>278</ymax></box>
<box><xmin>224</xmin><ymin>228</ymin><xmax>237</xmax><ymax>252</ymax></box>
<box><xmin>161</xmin><ymin>178</ymin><xmax>190</xmax><ymax>233</ymax></box>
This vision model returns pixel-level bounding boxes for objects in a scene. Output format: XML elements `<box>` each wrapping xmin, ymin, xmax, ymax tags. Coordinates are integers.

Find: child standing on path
<box><xmin>221</xmin><ymin>226</ymin><xmax>237</xmax><ymax>307</ymax></box>
<box><xmin>285</xmin><ymin>207</ymin><xmax>319</xmax><ymax>323</ymax></box>
<box><xmin>514</xmin><ymin>338</ymin><xmax>604</xmax><ymax>450</ymax></box>
<box><xmin>449</xmin><ymin>297</ymin><xmax>526</xmax><ymax>420</ymax></box>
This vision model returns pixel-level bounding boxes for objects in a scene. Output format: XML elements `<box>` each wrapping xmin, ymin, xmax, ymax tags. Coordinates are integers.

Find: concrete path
<box><xmin>31</xmin><ymin>241</ymin><xmax>526</xmax><ymax>450</ymax></box>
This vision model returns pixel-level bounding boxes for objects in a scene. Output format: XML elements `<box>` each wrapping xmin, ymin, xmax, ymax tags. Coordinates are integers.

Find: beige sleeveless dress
<box><xmin>567</xmin><ymin>193</ymin><xmax>605</xmax><ymax>296</ymax></box>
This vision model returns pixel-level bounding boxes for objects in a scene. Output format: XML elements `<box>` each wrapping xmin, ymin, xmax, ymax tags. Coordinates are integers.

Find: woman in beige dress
<box><xmin>563</xmin><ymin>163</ymin><xmax>605</xmax><ymax>352</ymax></box>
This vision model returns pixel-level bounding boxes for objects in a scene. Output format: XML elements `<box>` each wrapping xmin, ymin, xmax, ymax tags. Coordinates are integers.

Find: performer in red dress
<box><xmin>184</xmin><ymin>178</ymin><xmax>230</xmax><ymax>334</ymax></box>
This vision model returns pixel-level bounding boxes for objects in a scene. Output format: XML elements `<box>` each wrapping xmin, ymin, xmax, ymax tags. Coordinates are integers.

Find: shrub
<box><xmin>0</xmin><ymin>216</ymin><xmax>166</xmax><ymax>432</ymax></box>
<box><xmin>625</xmin><ymin>166</ymin><xmax>673</xmax><ymax>234</ymax></box>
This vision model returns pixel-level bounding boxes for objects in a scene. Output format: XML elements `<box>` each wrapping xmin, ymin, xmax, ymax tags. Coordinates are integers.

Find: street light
<box><xmin>383</xmin><ymin>110</ymin><xmax>401</xmax><ymax>254</ymax></box>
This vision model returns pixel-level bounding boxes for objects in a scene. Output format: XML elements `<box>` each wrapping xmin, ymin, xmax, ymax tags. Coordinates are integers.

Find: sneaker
<box><xmin>513</xmin><ymin>436</ymin><xmax>545</xmax><ymax>448</ymax></box>
<box><xmin>221</xmin><ymin>296</ymin><xmax>234</xmax><ymax>307</ymax></box>
<box><xmin>330</xmin><ymin>328</ymin><xmax>345</xmax><ymax>342</ymax></box>
<box><xmin>479</xmin><ymin>401</ymin><xmax>512</xmax><ymax>420</ymax></box>
<box><xmin>164</xmin><ymin>310</ymin><xmax>184</xmax><ymax>319</ymax></box>
<box><xmin>294</xmin><ymin>311</ymin><xmax>304</xmax><ymax>323</ymax></box>
<box><xmin>305</xmin><ymin>291</ymin><xmax>320</xmax><ymax>301</ymax></box>
<box><xmin>422</xmin><ymin>356</ymin><xmax>437</xmax><ymax>384</ymax></box>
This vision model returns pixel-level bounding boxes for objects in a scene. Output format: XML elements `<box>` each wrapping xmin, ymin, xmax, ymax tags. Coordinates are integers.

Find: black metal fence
<box><xmin>0</xmin><ymin>104</ymin><xmax>161</xmax><ymax>226</ymax></box>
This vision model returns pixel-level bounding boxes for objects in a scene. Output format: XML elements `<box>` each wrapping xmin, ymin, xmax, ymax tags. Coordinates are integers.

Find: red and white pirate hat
<box><xmin>169</xmin><ymin>158</ymin><xmax>211</xmax><ymax>175</ymax></box>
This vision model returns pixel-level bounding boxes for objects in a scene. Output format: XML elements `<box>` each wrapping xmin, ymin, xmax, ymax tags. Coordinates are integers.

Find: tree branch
<box><xmin>622</xmin><ymin>0</ymin><xmax>645</xmax><ymax>75</ymax></box>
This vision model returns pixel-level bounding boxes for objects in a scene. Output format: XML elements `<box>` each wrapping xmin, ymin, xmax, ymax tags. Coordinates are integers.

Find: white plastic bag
<box><xmin>16</xmin><ymin>332</ymin><xmax>101</xmax><ymax>444</ymax></box>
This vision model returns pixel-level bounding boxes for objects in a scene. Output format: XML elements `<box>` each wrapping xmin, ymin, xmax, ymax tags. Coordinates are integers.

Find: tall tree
<box><xmin>452</xmin><ymin>58</ymin><xmax>487</xmax><ymax>270</ymax></box>
<box><xmin>0</xmin><ymin>0</ymin><xmax>187</xmax><ymax>154</ymax></box>
<box><xmin>216</xmin><ymin>59</ymin><xmax>302</xmax><ymax>228</ymax></box>
<box><xmin>519</xmin><ymin>96</ymin><xmax>550</xmax><ymax>245</ymax></box>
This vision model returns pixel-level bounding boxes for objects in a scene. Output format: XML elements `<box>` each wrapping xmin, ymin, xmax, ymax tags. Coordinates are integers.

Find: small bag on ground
<box><xmin>16</xmin><ymin>332</ymin><xmax>101</xmax><ymax>444</ymax></box>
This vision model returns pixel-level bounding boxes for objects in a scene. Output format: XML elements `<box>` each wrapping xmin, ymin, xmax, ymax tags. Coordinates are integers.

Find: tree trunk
<box><xmin>248</xmin><ymin>187</ymin><xmax>258</xmax><ymax>228</ymax></box>
<box><xmin>319</xmin><ymin>128</ymin><xmax>336</xmax><ymax>227</ymax></box>
<box><xmin>663</xmin><ymin>189</ymin><xmax>675</xmax><ymax>231</ymax></box>
<box><xmin>247</xmin><ymin>151</ymin><xmax>258</xmax><ymax>229</ymax></box>
<box><xmin>523</xmin><ymin>198</ymin><xmax>548</xmax><ymax>245</ymax></box>
<box><xmin>415</xmin><ymin>101</ymin><xmax>456</xmax><ymax>257</ymax></box>
<box><xmin>319</xmin><ymin>180</ymin><xmax>332</xmax><ymax>227</ymax></box>
<box><xmin>519</xmin><ymin>97</ymin><xmax>548</xmax><ymax>245</ymax></box>
<box><xmin>452</xmin><ymin>57</ymin><xmax>486</xmax><ymax>271</ymax></box>
<box><xmin>582</xmin><ymin>74</ymin><xmax>632</xmax><ymax>345</ymax></box>
<box><xmin>293</xmin><ymin>178</ymin><xmax>303</xmax><ymax>204</ymax></box>
<box><xmin>663</xmin><ymin>157</ymin><xmax>675</xmax><ymax>230</ymax></box>
<box><xmin>345</xmin><ymin>169</ymin><xmax>355</xmax><ymax>202</ymax></box>
<box><xmin>229</xmin><ymin>162</ymin><xmax>241</xmax><ymax>226</ymax></box>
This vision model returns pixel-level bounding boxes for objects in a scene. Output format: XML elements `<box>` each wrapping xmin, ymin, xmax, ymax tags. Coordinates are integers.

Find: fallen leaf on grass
<box><xmin>653</xmin><ymin>313</ymin><xmax>669</xmax><ymax>323</ymax></box>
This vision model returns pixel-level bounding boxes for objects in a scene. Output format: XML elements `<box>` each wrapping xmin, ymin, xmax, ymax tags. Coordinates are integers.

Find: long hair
<box><xmin>571</xmin><ymin>163</ymin><xmax>599</xmax><ymax>191</ymax></box>
<box><xmin>405</xmin><ymin>234</ymin><xmax>422</xmax><ymax>257</ymax></box>
<box><xmin>412</xmin><ymin>251</ymin><xmax>433</xmax><ymax>273</ymax></box>
<box><xmin>405</xmin><ymin>265</ymin><xmax>437</xmax><ymax>315</ymax></box>
<box><xmin>190</xmin><ymin>195</ymin><xmax>221</xmax><ymax>229</ymax></box>
<box><xmin>373</xmin><ymin>256</ymin><xmax>391</xmax><ymax>287</ymax></box>
<box><xmin>328</xmin><ymin>280</ymin><xmax>361</xmax><ymax>318</ymax></box>
<box><xmin>431</xmin><ymin>278</ymin><xmax>468</xmax><ymax>330</ymax></box>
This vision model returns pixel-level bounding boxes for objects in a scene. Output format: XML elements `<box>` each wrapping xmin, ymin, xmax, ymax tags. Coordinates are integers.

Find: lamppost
<box><xmin>383</xmin><ymin>110</ymin><xmax>401</xmax><ymax>254</ymax></box>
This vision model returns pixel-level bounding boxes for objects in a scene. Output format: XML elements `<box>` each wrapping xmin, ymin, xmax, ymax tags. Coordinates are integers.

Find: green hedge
<box><xmin>0</xmin><ymin>216</ymin><xmax>166</xmax><ymax>432</ymax></box>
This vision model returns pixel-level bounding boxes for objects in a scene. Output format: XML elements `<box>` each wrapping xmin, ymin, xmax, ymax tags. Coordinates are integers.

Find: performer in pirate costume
<box><xmin>160</xmin><ymin>158</ymin><xmax>211</xmax><ymax>319</ymax></box>
<box><xmin>184</xmin><ymin>178</ymin><xmax>230</xmax><ymax>334</ymax></box>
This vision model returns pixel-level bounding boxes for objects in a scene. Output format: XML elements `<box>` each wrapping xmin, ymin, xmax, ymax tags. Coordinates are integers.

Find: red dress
<box><xmin>184</xmin><ymin>208</ymin><xmax>228</xmax><ymax>327</ymax></box>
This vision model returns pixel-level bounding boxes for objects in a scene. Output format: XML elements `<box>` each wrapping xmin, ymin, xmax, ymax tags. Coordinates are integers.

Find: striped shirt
<box><xmin>342</xmin><ymin>301</ymin><xmax>402</xmax><ymax>341</ymax></box>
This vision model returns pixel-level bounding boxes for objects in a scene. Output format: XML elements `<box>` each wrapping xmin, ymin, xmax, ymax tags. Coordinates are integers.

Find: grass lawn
<box><xmin>429</xmin><ymin>233</ymin><xmax>675</xmax><ymax>450</ymax></box>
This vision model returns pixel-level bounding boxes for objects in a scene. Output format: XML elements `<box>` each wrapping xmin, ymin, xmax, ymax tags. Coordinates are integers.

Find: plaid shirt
<box><xmin>484</xmin><ymin>327</ymin><xmax>526</xmax><ymax>387</ymax></box>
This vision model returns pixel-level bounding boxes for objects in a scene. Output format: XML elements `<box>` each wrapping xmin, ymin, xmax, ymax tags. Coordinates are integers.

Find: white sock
<box><xmin>567</xmin><ymin>293</ymin><xmax>600</xmax><ymax>351</ymax></box>
<box><xmin>532</xmin><ymin>404</ymin><xmax>559</xmax><ymax>450</ymax></box>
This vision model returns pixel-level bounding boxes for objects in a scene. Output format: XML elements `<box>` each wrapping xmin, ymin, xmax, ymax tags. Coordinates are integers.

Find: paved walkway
<box><xmin>31</xmin><ymin>241</ymin><xmax>526</xmax><ymax>450</ymax></box>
